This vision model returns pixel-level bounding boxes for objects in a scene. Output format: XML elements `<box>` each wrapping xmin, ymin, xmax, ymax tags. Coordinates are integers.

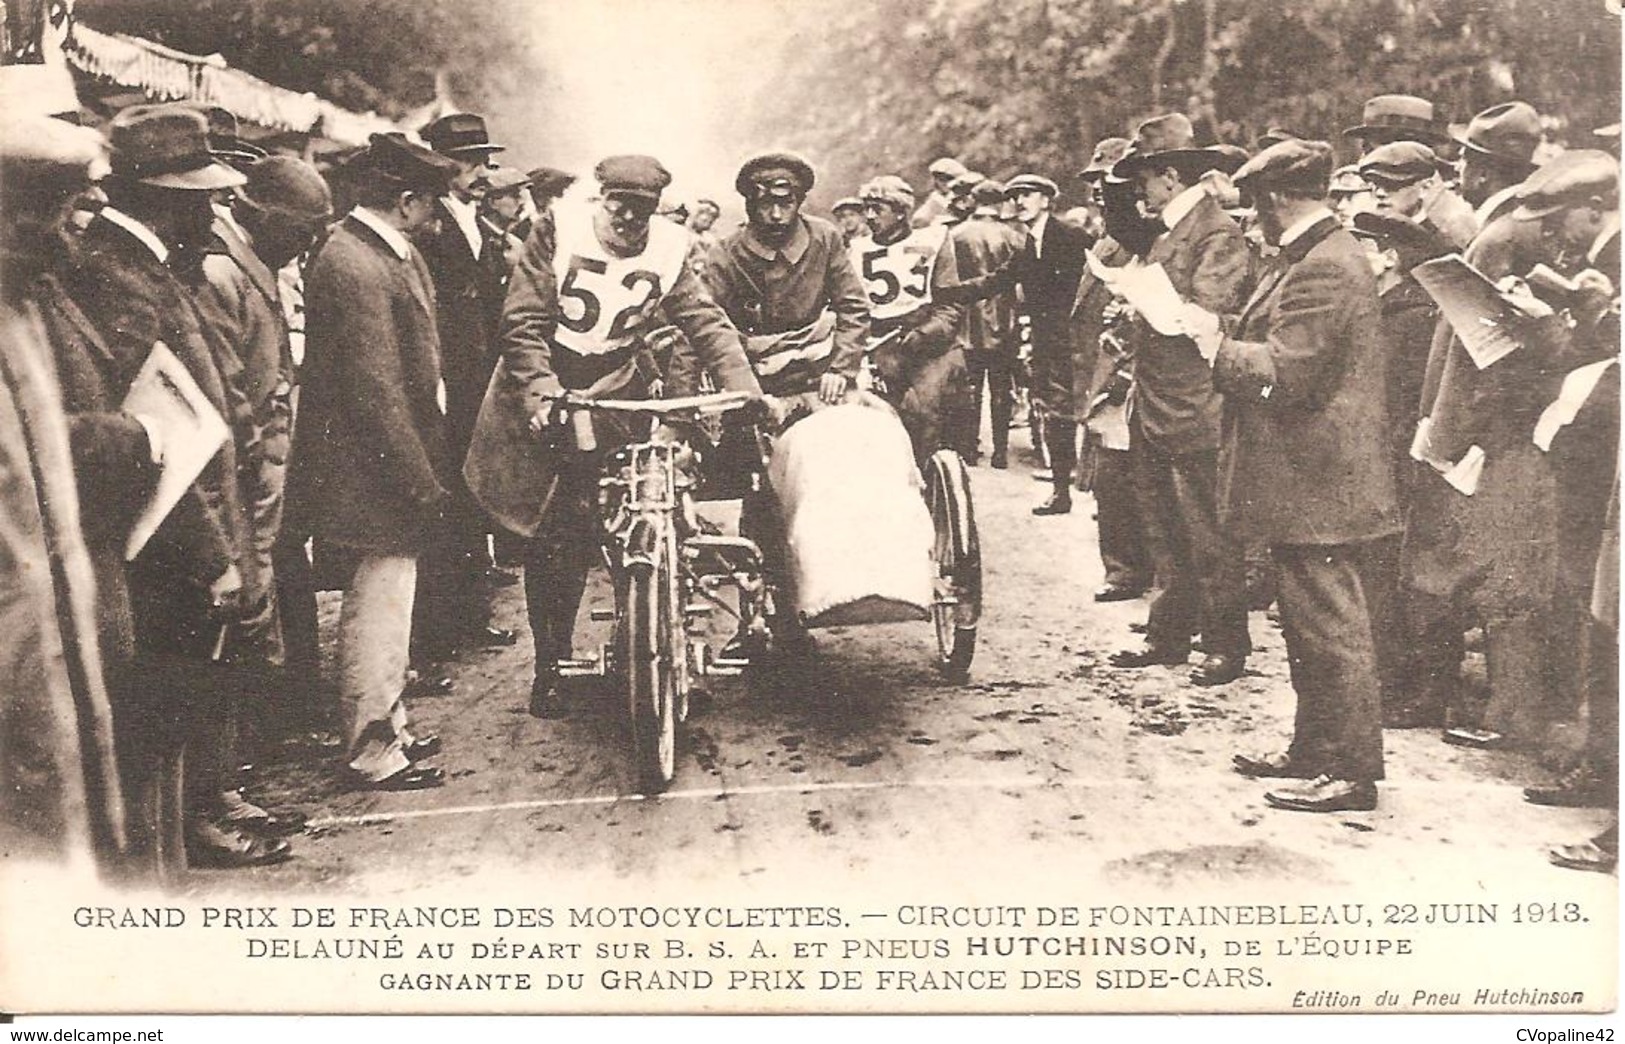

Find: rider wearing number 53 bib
<box><xmin>850</xmin><ymin>175</ymin><xmax>969</xmax><ymax>467</ymax></box>
<box><xmin>464</xmin><ymin>154</ymin><xmax>765</xmax><ymax>718</ymax></box>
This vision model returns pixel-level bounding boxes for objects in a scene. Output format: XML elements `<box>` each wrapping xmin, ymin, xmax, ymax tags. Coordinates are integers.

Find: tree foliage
<box><xmin>75</xmin><ymin>0</ymin><xmax>535</xmax><ymax>117</ymax></box>
<box><xmin>754</xmin><ymin>0</ymin><xmax>1622</xmax><ymax>209</ymax></box>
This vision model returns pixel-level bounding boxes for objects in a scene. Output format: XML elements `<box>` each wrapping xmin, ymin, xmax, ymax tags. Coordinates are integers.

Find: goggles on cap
<box><xmin>749</xmin><ymin>176</ymin><xmax>802</xmax><ymax>202</ymax></box>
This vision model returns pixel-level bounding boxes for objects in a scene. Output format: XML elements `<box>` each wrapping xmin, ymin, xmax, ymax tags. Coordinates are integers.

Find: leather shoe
<box><xmin>1191</xmin><ymin>653</ymin><xmax>1245</xmax><ymax>686</ymax></box>
<box><xmin>404</xmin><ymin>734</ymin><xmax>442</xmax><ymax>762</ymax></box>
<box><xmin>404</xmin><ymin>671</ymin><xmax>454</xmax><ymax>698</ymax></box>
<box><xmin>1108</xmin><ymin>644</ymin><xmax>1189</xmax><ymax>669</ymax></box>
<box><xmin>1093</xmin><ymin>583</ymin><xmax>1143</xmax><ymax>603</ymax></box>
<box><xmin>990</xmin><ymin>453</ymin><xmax>1008</xmax><ymax>470</ymax></box>
<box><xmin>187</xmin><ymin>819</ymin><xmax>294</xmax><ymax>868</ymax></box>
<box><xmin>465</xmin><ymin>625</ymin><xmax>519</xmax><ymax>648</ymax></box>
<box><xmin>357</xmin><ymin>765</ymin><xmax>446</xmax><ymax>791</ymax></box>
<box><xmin>1264</xmin><ymin>776</ymin><xmax>1377</xmax><ymax>813</ymax></box>
<box><xmin>1442</xmin><ymin>726</ymin><xmax>1503</xmax><ymax>750</ymax></box>
<box><xmin>529</xmin><ymin>676</ymin><xmax>566</xmax><ymax>719</ymax></box>
<box><xmin>1525</xmin><ymin>767</ymin><xmax>1616</xmax><ymax>808</ymax></box>
<box><xmin>1549</xmin><ymin>839</ymin><xmax>1618</xmax><ymax>873</ymax></box>
<box><xmin>1232</xmin><ymin>751</ymin><xmax>1309</xmax><ymax>779</ymax></box>
<box><xmin>1032</xmin><ymin>494</ymin><xmax>1072</xmax><ymax>516</ymax></box>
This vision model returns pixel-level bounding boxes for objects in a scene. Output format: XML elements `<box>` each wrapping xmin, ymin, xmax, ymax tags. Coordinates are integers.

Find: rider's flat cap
<box><xmin>595</xmin><ymin>154</ymin><xmax>672</xmax><ymax>200</ymax></box>
<box><xmin>736</xmin><ymin>151</ymin><xmax>815</xmax><ymax>199</ymax></box>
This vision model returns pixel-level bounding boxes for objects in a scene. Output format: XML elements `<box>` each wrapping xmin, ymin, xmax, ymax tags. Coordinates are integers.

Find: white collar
<box><xmin>100</xmin><ymin>206</ymin><xmax>169</xmax><ymax>264</ymax></box>
<box><xmin>350</xmin><ymin>206</ymin><xmax>412</xmax><ymax>261</ymax></box>
<box><xmin>213</xmin><ymin>201</ymin><xmax>248</xmax><ymax>244</ymax></box>
<box><xmin>1279</xmin><ymin>205</ymin><xmax>1336</xmax><ymax>248</ymax></box>
<box><xmin>441</xmin><ymin>194</ymin><xmax>483</xmax><ymax>258</ymax></box>
<box><xmin>1159</xmin><ymin>184</ymin><xmax>1208</xmax><ymax>231</ymax></box>
<box><xmin>1027</xmin><ymin>210</ymin><xmax>1049</xmax><ymax>240</ymax></box>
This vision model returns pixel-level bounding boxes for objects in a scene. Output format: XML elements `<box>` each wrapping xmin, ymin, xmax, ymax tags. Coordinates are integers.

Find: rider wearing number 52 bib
<box><xmin>850</xmin><ymin>175</ymin><xmax>968</xmax><ymax>466</ymax></box>
<box><xmin>465</xmin><ymin>154</ymin><xmax>764</xmax><ymax>719</ymax></box>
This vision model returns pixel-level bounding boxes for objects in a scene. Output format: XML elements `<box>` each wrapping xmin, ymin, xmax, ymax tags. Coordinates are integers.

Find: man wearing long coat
<box><xmin>1209</xmin><ymin>140</ymin><xmax>1401</xmax><ymax>812</ymax></box>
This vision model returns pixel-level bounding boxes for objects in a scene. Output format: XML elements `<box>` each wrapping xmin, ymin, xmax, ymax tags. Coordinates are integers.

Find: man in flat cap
<box><xmin>411</xmin><ymin>112</ymin><xmax>517</xmax><ymax>674</ymax></box>
<box><xmin>938</xmin><ymin>171</ymin><xmax>1092</xmax><ymax>512</ymax></box>
<box><xmin>1104</xmin><ymin>113</ymin><xmax>1252</xmax><ymax>687</ymax></box>
<box><xmin>1328</xmin><ymin>165</ymin><xmax>1377</xmax><ymax>229</ymax></box>
<box><xmin>913</xmin><ymin>156</ymin><xmax>969</xmax><ymax>228</ymax></box>
<box><xmin>467</xmin><ymin>154</ymin><xmax>764</xmax><ymax>718</ymax></box>
<box><xmin>699</xmin><ymin>151</ymin><xmax>870</xmax><ymax>659</ymax></box>
<box><xmin>705</xmin><ymin>152</ymin><xmax>868</xmax><ymax>406</ymax></box>
<box><xmin>480</xmin><ymin>166</ymin><xmax>532</xmax><ymax>270</ymax></box>
<box><xmin>1408</xmin><ymin>150</ymin><xmax>1620</xmax><ymax>753</ymax></box>
<box><xmin>1357</xmin><ymin>140</ymin><xmax>1474</xmax><ymax>250</ymax></box>
<box><xmin>942</xmin><ymin>170</ymin><xmax>984</xmax><ymax>228</ymax></box>
<box><xmin>686</xmin><ymin>198</ymin><xmax>722</xmax><ymax>278</ymax></box>
<box><xmin>290</xmin><ymin>132</ymin><xmax>461</xmax><ymax>793</ymax></box>
<box><xmin>848</xmin><ymin>173</ymin><xmax>968</xmax><ymax>468</ymax></box>
<box><xmin>1453</xmin><ymin>101</ymin><xmax>1543</xmax><ymax>228</ymax></box>
<box><xmin>831</xmin><ymin>196</ymin><xmax>867</xmax><ymax>246</ymax></box>
<box><xmin>58</xmin><ymin>104</ymin><xmax>272</xmax><ymax>870</ymax></box>
<box><xmin>1190</xmin><ymin>139</ymin><xmax>1399</xmax><ymax>812</ymax></box>
<box><xmin>193</xmin><ymin>155</ymin><xmax>332</xmax><ymax>838</ymax></box>
<box><xmin>1515</xmin><ymin>150</ymin><xmax>1621</xmax><ymax>816</ymax></box>
<box><xmin>947</xmin><ymin>177</ymin><xmax>1024</xmax><ymax>470</ymax></box>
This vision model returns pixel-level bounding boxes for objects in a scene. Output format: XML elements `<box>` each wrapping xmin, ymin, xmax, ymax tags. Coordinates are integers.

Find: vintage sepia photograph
<box><xmin>0</xmin><ymin>0</ymin><xmax>1620</xmax><ymax>1023</ymax></box>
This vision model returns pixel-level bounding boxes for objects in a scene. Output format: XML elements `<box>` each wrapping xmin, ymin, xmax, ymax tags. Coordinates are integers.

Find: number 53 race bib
<box><xmin>849</xmin><ymin>223</ymin><xmax>949</xmax><ymax>321</ymax></box>
<box><xmin>550</xmin><ymin>202</ymin><xmax>690</xmax><ymax>356</ymax></box>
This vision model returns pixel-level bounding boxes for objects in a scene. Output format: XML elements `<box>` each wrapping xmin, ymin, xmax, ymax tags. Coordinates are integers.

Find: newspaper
<box><xmin>1411</xmin><ymin>253</ymin><xmax>1551</xmax><ymax>370</ymax></box>
<box><xmin>1085</xmin><ymin>249</ymin><xmax>1191</xmax><ymax>338</ymax></box>
<box><xmin>119</xmin><ymin>341</ymin><xmax>230</xmax><ymax>560</ymax></box>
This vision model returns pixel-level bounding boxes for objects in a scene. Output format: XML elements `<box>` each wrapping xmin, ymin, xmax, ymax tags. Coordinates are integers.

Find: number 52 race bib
<box><xmin>550</xmin><ymin>202</ymin><xmax>690</xmax><ymax>356</ymax></box>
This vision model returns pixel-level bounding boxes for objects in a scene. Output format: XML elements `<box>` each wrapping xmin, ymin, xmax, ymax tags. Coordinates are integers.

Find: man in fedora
<box><xmin>1071</xmin><ymin>137</ymin><xmax>1152</xmax><ymax>604</ymax></box>
<box><xmin>291</xmin><ymin>132</ymin><xmax>461</xmax><ymax>792</ymax></box>
<box><xmin>195</xmin><ymin>105</ymin><xmax>266</xmax><ymax>173</ymax></box>
<box><xmin>937</xmin><ymin>171</ymin><xmax>1092</xmax><ymax>510</ymax></box>
<box><xmin>1105</xmin><ymin>113</ymin><xmax>1252</xmax><ymax>687</ymax></box>
<box><xmin>1346</xmin><ymin>95</ymin><xmax>1475</xmax><ymax>244</ymax></box>
<box><xmin>60</xmin><ymin>104</ymin><xmax>283</xmax><ymax>870</ymax></box>
<box><xmin>411</xmin><ymin>112</ymin><xmax>518</xmax><ymax>674</ymax></box>
<box><xmin>1452</xmin><ymin>101</ymin><xmax>1543</xmax><ymax>226</ymax></box>
<box><xmin>1343</xmin><ymin>94</ymin><xmax>1452</xmax><ymax>151</ymax></box>
<box><xmin>914</xmin><ymin>156</ymin><xmax>969</xmax><ymax>228</ymax></box>
<box><xmin>467</xmin><ymin>155</ymin><xmax>766</xmax><ymax>718</ymax></box>
<box><xmin>1191</xmin><ymin>139</ymin><xmax>1399</xmax><ymax>813</ymax></box>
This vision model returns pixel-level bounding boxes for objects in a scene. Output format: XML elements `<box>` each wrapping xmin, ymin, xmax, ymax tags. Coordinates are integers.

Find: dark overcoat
<box><xmin>1212</xmin><ymin>216</ymin><xmax>1403</xmax><ymax>547</ymax></box>
<box><xmin>1129</xmin><ymin>193</ymin><xmax>1251</xmax><ymax>455</ymax></box>
<box><xmin>62</xmin><ymin>216</ymin><xmax>247</xmax><ymax>659</ymax></box>
<box><xmin>289</xmin><ymin>215</ymin><xmax>448</xmax><ymax>556</ymax></box>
